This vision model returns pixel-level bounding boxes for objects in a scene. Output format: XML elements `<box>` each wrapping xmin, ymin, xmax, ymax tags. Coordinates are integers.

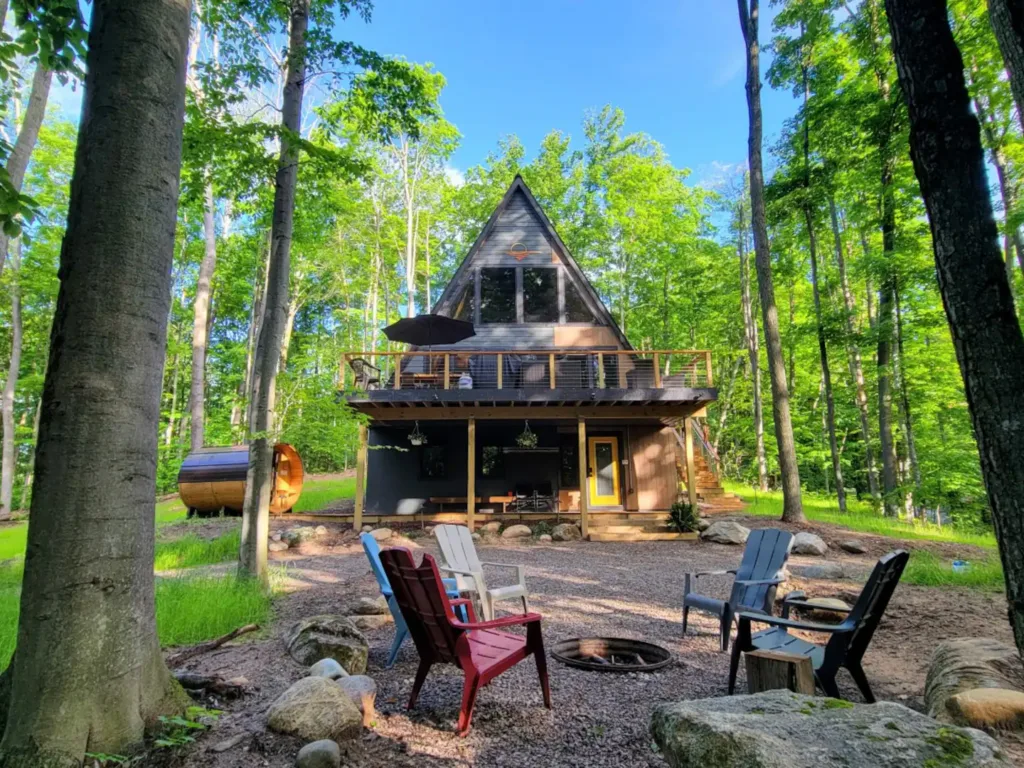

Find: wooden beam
<box><xmin>597</xmin><ymin>352</ymin><xmax>605</xmax><ymax>388</ymax></box>
<box><xmin>652</xmin><ymin>353</ymin><xmax>662</xmax><ymax>388</ymax></box>
<box><xmin>353</xmin><ymin>405</ymin><xmax>707</xmax><ymax>422</ymax></box>
<box><xmin>705</xmin><ymin>350</ymin><xmax>714</xmax><ymax>387</ymax></box>
<box><xmin>684</xmin><ymin>418</ymin><xmax>698</xmax><ymax>507</ymax></box>
<box><xmin>467</xmin><ymin>418</ymin><xmax>476</xmax><ymax>532</ymax></box>
<box><xmin>394</xmin><ymin>355</ymin><xmax>402</xmax><ymax>390</ymax></box>
<box><xmin>354</xmin><ymin>423</ymin><xmax>368</xmax><ymax>532</ymax></box>
<box><xmin>443</xmin><ymin>354</ymin><xmax>450</xmax><ymax>390</ymax></box>
<box><xmin>497</xmin><ymin>353</ymin><xmax>503</xmax><ymax>389</ymax></box>
<box><xmin>549</xmin><ymin>353</ymin><xmax>556</xmax><ymax>389</ymax></box>
<box><xmin>578</xmin><ymin>417</ymin><xmax>589</xmax><ymax>539</ymax></box>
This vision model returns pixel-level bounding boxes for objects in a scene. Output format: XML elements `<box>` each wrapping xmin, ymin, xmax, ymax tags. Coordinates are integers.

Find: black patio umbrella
<box><xmin>382</xmin><ymin>314</ymin><xmax>476</xmax><ymax>348</ymax></box>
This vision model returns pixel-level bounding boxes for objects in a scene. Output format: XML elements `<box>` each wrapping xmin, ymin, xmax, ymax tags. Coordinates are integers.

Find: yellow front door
<box><xmin>588</xmin><ymin>437</ymin><xmax>620</xmax><ymax>506</ymax></box>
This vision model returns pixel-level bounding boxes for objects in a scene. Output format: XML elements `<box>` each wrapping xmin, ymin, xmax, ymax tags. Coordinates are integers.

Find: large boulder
<box><xmin>480</xmin><ymin>521</ymin><xmax>502</xmax><ymax>534</ymax></box>
<box><xmin>266</xmin><ymin>677</ymin><xmax>362</xmax><ymax>743</ymax></box>
<box><xmin>838</xmin><ymin>539</ymin><xmax>867</xmax><ymax>554</ymax></box>
<box><xmin>369</xmin><ymin>528</ymin><xmax>392</xmax><ymax>542</ymax></box>
<box><xmin>309</xmin><ymin>658</ymin><xmax>347</xmax><ymax>680</ymax></box>
<box><xmin>789</xmin><ymin>562</ymin><xmax>845</xmax><ymax>580</ymax></box>
<box><xmin>268</xmin><ymin>540</ymin><xmax>289</xmax><ymax>553</ymax></box>
<box><xmin>552</xmin><ymin>523</ymin><xmax>582</xmax><ymax>542</ymax></box>
<box><xmin>700</xmin><ymin>521</ymin><xmax>750</xmax><ymax>546</ymax></box>
<box><xmin>296</xmin><ymin>739</ymin><xmax>342</xmax><ymax>768</ymax></box>
<box><xmin>651</xmin><ymin>689</ymin><xmax>1006</xmax><ymax>768</ymax></box>
<box><xmin>348</xmin><ymin>614</ymin><xmax>392</xmax><ymax>632</ymax></box>
<box><xmin>353</xmin><ymin>596</ymin><xmax>388</xmax><ymax>616</ymax></box>
<box><xmin>792</xmin><ymin>532</ymin><xmax>828</xmax><ymax>556</ymax></box>
<box><xmin>926</xmin><ymin>637</ymin><xmax>1024</xmax><ymax>729</ymax></box>
<box><xmin>336</xmin><ymin>675</ymin><xmax>377</xmax><ymax>728</ymax></box>
<box><xmin>501</xmin><ymin>524</ymin><xmax>532</xmax><ymax>539</ymax></box>
<box><xmin>285</xmin><ymin>615</ymin><xmax>369</xmax><ymax>674</ymax></box>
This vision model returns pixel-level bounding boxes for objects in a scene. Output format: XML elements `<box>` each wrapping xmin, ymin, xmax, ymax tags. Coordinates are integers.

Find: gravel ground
<box><xmin>175</xmin><ymin>523</ymin><xmax>1021</xmax><ymax>767</ymax></box>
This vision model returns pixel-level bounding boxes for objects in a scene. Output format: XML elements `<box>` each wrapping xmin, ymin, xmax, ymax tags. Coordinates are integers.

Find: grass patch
<box><xmin>156</xmin><ymin>496</ymin><xmax>188</xmax><ymax>526</ymax></box>
<box><xmin>154</xmin><ymin>530</ymin><xmax>240</xmax><ymax>571</ymax></box>
<box><xmin>156</xmin><ymin>574</ymin><xmax>272</xmax><ymax>647</ymax></box>
<box><xmin>724</xmin><ymin>481</ymin><xmax>997</xmax><ymax>549</ymax></box>
<box><xmin>293</xmin><ymin>476</ymin><xmax>355</xmax><ymax>513</ymax></box>
<box><xmin>902</xmin><ymin>551</ymin><xmax>1004</xmax><ymax>591</ymax></box>
<box><xmin>0</xmin><ymin>523</ymin><xmax>26</xmax><ymax>562</ymax></box>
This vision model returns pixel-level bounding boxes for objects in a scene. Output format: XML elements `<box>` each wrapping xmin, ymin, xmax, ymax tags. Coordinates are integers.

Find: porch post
<box><xmin>467</xmin><ymin>417</ymin><xmax>476</xmax><ymax>531</ymax></box>
<box><xmin>684</xmin><ymin>417</ymin><xmax>698</xmax><ymax>508</ymax></box>
<box><xmin>354</xmin><ymin>422</ymin><xmax>368</xmax><ymax>532</ymax></box>
<box><xmin>577</xmin><ymin>417</ymin><xmax>589</xmax><ymax>539</ymax></box>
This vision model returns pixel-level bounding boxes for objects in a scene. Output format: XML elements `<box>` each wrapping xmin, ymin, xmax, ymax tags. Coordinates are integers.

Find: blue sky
<box><xmin>346</xmin><ymin>0</ymin><xmax>800</xmax><ymax>188</ymax></box>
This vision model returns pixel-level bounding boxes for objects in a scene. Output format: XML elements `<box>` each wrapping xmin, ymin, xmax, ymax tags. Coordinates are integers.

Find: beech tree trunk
<box><xmin>18</xmin><ymin>399</ymin><xmax>39</xmax><ymax>512</ymax></box>
<box><xmin>0</xmin><ymin>1</ymin><xmax>192</xmax><ymax>762</ymax></box>
<box><xmin>738</xmin><ymin>196</ymin><xmax>768</xmax><ymax>491</ymax></box>
<box><xmin>831</xmin><ymin>198</ymin><xmax>879</xmax><ymax>500</ymax></box>
<box><xmin>0</xmin><ymin>240</ymin><xmax>22</xmax><ymax>519</ymax></box>
<box><xmin>240</xmin><ymin>0</ymin><xmax>310</xmax><ymax>583</ymax></box>
<box><xmin>988</xmin><ymin>0</ymin><xmax>1024</xmax><ymax>132</ymax></box>
<box><xmin>894</xmin><ymin>287</ymin><xmax>921</xmax><ymax>508</ymax></box>
<box><xmin>886</xmin><ymin>0</ymin><xmax>1024</xmax><ymax>656</ymax></box>
<box><xmin>738</xmin><ymin>0</ymin><xmax>803</xmax><ymax>521</ymax></box>
<box><xmin>0</xmin><ymin>64</ymin><xmax>53</xmax><ymax>279</ymax></box>
<box><xmin>190</xmin><ymin>182</ymin><xmax>217</xmax><ymax>452</ymax></box>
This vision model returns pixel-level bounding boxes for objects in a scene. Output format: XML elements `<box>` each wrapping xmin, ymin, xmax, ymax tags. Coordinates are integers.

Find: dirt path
<box><xmin>168</xmin><ymin>521</ymin><xmax>1020</xmax><ymax>767</ymax></box>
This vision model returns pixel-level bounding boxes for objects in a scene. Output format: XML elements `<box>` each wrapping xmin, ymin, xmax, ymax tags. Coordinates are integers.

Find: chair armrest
<box><xmin>735</xmin><ymin>611</ymin><xmax>852</xmax><ymax>634</ymax></box>
<box><xmin>480</xmin><ymin>561</ymin><xmax>523</xmax><ymax>570</ymax></box>
<box><xmin>734</xmin><ymin>577</ymin><xmax>785</xmax><ymax>587</ymax></box>
<box><xmin>449</xmin><ymin>598</ymin><xmax>478</xmax><ymax>623</ymax></box>
<box><xmin>692</xmin><ymin>569</ymin><xmax>737</xmax><ymax>579</ymax></box>
<box><xmin>438</xmin><ymin>566</ymin><xmax>481</xmax><ymax>578</ymax></box>
<box><xmin>453</xmin><ymin>612</ymin><xmax>543</xmax><ymax>631</ymax></box>
<box><xmin>782</xmin><ymin>594</ymin><xmax>853</xmax><ymax>612</ymax></box>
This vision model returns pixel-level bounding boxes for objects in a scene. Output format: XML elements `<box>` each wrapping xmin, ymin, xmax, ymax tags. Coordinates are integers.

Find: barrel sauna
<box><xmin>177</xmin><ymin>444</ymin><xmax>304</xmax><ymax>517</ymax></box>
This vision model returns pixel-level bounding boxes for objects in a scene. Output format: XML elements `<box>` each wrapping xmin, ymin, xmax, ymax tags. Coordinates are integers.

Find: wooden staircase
<box><xmin>690</xmin><ymin>450</ymin><xmax>745</xmax><ymax>513</ymax></box>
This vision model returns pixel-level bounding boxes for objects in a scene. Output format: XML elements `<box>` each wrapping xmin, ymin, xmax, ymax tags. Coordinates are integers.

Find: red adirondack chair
<box><xmin>379</xmin><ymin>547</ymin><xmax>552</xmax><ymax>736</ymax></box>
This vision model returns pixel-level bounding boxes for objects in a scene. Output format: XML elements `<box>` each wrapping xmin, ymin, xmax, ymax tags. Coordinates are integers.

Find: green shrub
<box><xmin>667</xmin><ymin>501</ymin><xmax>699</xmax><ymax>533</ymax></box>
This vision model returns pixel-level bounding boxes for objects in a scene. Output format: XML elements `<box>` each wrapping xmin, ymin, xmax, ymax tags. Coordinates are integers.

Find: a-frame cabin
<box><xmin>342</xmin><ymin>176</ymin><xmax>720</xmax><ymax>541</ymax></box>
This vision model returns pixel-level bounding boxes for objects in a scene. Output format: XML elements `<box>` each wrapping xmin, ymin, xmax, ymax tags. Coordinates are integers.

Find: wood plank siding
<box><xmin>627</xmin><ymin>425</ymin><xmax>680</xmax><ymax>511</ymax></box>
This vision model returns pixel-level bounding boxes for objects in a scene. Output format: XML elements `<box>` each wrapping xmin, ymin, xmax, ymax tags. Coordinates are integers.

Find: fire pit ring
<box><xmin>550</xmin><ymin>637</ymin><xmax>672</xmax><ymax>673</ymax></box>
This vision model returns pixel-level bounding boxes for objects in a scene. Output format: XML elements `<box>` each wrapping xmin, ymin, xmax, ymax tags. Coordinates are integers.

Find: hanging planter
<box><xmin>516</xmin><ymin>420</ymin><xmax>538</xmax><ymax>449</ymax></box>
<box><xmin>408</xmin><ymin>421</ymin><xmax>427</xmax><ymax>446</ymax></box>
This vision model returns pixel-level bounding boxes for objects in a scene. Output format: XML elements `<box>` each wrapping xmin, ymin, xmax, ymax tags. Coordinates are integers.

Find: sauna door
<box><xmin>588</xmin><ymin>437</ymin><xmax>620</xmax><ymax>506</ymax></box>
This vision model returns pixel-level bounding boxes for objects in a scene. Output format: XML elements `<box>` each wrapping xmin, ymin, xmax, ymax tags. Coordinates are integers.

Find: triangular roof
<box><xmin>432</xmin><ymin>175</ymin><xmax>632</xmax><ymax>349</ymax></box>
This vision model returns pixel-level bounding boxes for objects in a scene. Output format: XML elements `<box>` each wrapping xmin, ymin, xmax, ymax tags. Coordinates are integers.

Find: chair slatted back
<box><xmin>435</xmin><ymin>524</ymin><xmax>483</xmax><ymax>574</ymax></box>
<box><xmin>838</xmin><ymin>550</ymin><xmax>909</xmax><ymax>664</ymax></box>
<box><xmin>360</xmin><ymin>533</ymin><xmax>393</xmax><ymax>598</ymax></box>
<box><xmin>729</xmin><ymin>529</ymin><xmax>794</xmax><ymax>612</ymax></box>
<box><xmin>380</xmin><ymin>547</ymin><xmax>463</xmax><ymax>665</ymax></box>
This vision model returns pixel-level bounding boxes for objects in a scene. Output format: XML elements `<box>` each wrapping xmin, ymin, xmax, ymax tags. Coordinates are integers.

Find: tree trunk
<box><xmin>886</xmin><ymin>0</ymin><xmax>1024</xmax><ymax>656</ymax></box>
<box><xmin>279</xmin><ymin>298</ymin><xmax>299</xmax><ymax>369</ymax></box>
<box><xmin>0</xmin><ymin>64</ymin><xmax>53</xmax><ymax>279</ymax></box>
<box><xmin>0</xmin><ymin>240</ymin><xmax>22</xmax><ymax>519</ymax></box>
<box><xmin>831</xmin><ymin>198</ymin><xmax>879</xmax><ymax>500</ymax></box>
<box><xmin>18</xmin><ymin>398</ymin><xmax>39</xmax><ymax>513</ymax></box>
<box><xmin>0</xmin><ymin>0</ymin><xmax>191</xmax><ymax>762</ymax></box>
<box><xmin>239</xmin><ymin>0</ymin><xmax>309</xmax><ymax>584</ymax></box>
<box><xmin>894</xmin><ymin>286</ymin><xmax>921</xmax><ymax>507</ymax></box>
<box><xmin>738</xmin><ymin>0</ymin><xmax>803</xmax><ymax>521</ymax></box>
<box><xmin>164</xmin><ymin>348</ymin><xmax>181</xmax><ymax>447</ymax></box>
<box><xmin>712</xmin><ymin>355</ymin><xmax>743</xmax><ymax>476</ymax></box>
<box><xmin>988</xmin><ymin>0</ymin><xmax>1024</xmax><ymax>133</ymax></box>
<box><xmin>189</xmin><ymin>182</ymin><xmax>217</xmax><ymax>452</ymax></box>
<box><xmin>877</xmin><ymin>163</ymin><xmax>900</xmax><ymax>516</ymax></box>
<box><xmin>974</xmin><ymin>95</ymin><xmax>1024</xmax><ymax>282</ymax></box>
<box><xmin>243</xmin><ymin>230</ymin><xmax>271</xmax><ymax>433</ymax></box>
<box><xmin>738</xmin><ymin>196</ymin><xmax>769</xmax><ymax>491</ymax></box>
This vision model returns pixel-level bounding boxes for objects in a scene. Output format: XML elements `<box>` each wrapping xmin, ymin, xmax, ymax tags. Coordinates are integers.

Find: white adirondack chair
<box><xmin>433</xmin><ymin>524</ymin><xmax>529</xmax><ymax>621</ymax></box>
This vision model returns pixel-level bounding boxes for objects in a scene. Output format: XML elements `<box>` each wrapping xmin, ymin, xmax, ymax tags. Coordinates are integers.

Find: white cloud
<box><xmin>444</xmin><ymin>165</ymin><xmax>466</xmax><ymax>188</ymax></box>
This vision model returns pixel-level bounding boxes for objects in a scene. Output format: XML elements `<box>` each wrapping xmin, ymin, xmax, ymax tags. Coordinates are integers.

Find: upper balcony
<box><xmin>341</xmin><ymin>349</ymin><xmax>718</xmax><ymax>422</ymax></box>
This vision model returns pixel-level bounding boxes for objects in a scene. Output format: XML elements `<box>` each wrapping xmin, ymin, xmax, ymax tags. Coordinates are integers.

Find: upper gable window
<box><xmin>523</xmin><ymin>267</ymin><xmax>558</xmax><ymax>323</ymax></box>
<box><xmin>479</xmin><ymin>268</ymin><xmax>517</xmax><ymax>323</ymax></box>
<box><xmin>565</xmin><ymin>280</ymin><xmax>596</xmax><ymax>323</ymax></box>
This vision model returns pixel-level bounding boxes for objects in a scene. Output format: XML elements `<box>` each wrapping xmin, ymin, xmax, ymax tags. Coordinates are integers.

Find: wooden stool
<box><xmin>744</xmin><ymin>649</ymin><xmax>815</xmax><ymax>695</ymax></box>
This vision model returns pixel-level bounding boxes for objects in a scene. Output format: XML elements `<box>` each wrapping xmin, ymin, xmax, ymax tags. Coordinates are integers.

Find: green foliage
<box><xmin>153</xmin><ymin>530</ymin><xmax>241</xmax><ymax>571</ymax></box>
<box><xmin>667</xmin><ymin>501</ymin><xmax>700</xmax><ymax>533</ymax></box>
<box><xmin>901</xmin><ymin>551</ymin><xmax>1005</xmax><ymax>591</ymax></box>
<box><xmin>154</xmin><ymin>707</ymin><xmax>221</xmax><ymax>748</ymax></box>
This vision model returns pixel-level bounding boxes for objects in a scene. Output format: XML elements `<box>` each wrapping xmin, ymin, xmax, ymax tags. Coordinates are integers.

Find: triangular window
<box><xmin>565</xmin><ymin>280</ymin><xmax>595</xmax><ymax>323</ymax></box>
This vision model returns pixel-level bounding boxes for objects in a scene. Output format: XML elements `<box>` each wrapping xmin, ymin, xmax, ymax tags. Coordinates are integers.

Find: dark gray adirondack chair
<box><xmin>683</xmin><ymin>528</ymin><xmax>794</xmax><ymax>652</ymax></box>
<box><xmin>728</xmin><ymin>549</ymin><xmax>909</xmax><ymax>701</ymax></box>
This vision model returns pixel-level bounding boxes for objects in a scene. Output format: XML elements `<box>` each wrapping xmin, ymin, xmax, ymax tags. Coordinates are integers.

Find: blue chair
<box><xmin>360</xmin><ymin>532</ymin><xmax>463</xmax><ymax>667</ymax></box>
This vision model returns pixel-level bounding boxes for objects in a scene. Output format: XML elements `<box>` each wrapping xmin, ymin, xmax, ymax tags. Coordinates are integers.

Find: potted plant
<box><xmin>516</xmin><ymin>420</ymin><xmax>538</xmax><ymax>449</ymax></box>
<box><xmin>408</xmin><ymin>421</ymin><xmax>427</xmax><ymax>446</ymax></box>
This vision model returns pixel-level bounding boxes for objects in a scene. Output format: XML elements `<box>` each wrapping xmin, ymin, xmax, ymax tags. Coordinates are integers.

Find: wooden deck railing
<box><xmin>341</xmin><ymin>349</ymin><xmax>714</xmax><ymax>392</ymax></box>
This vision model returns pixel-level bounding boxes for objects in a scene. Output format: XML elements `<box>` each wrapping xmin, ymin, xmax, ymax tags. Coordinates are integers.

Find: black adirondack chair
<box><xmin>728</xmin><ymin>549</ymin><xmax>909</xmax><ymax>702</ymax></box>
<box><xmin>683</xmin><ymin>528</ymin><xmax>794</xmax><ymax>652</ymax></box>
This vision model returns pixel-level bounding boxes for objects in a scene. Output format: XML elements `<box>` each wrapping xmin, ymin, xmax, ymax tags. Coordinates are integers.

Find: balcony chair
<box><xmin>348</xmin><ymin>357</ymin><xmax>381</xmax><ymax>390</ymax></box>
<box><xmin>379</xmin><ymin>547</ymin><xmax>551</xmax><ymax>736</ymax></box>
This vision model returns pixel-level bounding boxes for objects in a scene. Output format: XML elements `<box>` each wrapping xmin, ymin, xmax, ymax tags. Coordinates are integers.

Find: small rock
<box><xmin>336</xmin><ymin>675</ymin><xmax>377</xmax><ymax>728</ymax></box>
<box><xmin>697</xmin><ymin>519</ymin><xmax>712</xmax><ymax>532</ymax></box>
<box><xmin>792</xmin><ymin>531</ymin><xmax>828</xmax><ymax>556</ymax></box>
<box><xmin>838</xmin><ymin>539</ymin><xmax>867</xmax><ymax>554</ymax></box>
<box><xmin>285</xmin><ymin>615</ymin><xmax>369</xmax><ymax>673</ymax></box>
<box><xmin>552</xmin><ymin>523</ymin><xmax>582</xmax><ymax>542</ymax></box>
<box><xmin>268</xmin><ymin>540</ymin><xmax>289</xmax><ymax>552</ymax></box>
<box><xmin>471</xmin><ymin>532</ymin><xmax>482</xmax><ymax>542</ymax></box>
<box><xmin>369</xmin><ymin>528</ymin><xmax>392</xmax><ymax>542</ymax></box>
<box><xmin>424</xmin><ymin>525</ymin><xmax>435</xmax><ymax>535</ymax></box>
<box><xmin>267</xmin><ymin>677</ymin><xmax>362</xmax><ymax>742</ymax></box>
<box><xmin>789</xmin><ymin>562</ymin><xmax>845</xmax><ymax>580</ymax></box>
<box><xmin>480</xmin><ymin>521</ymin><xmax>501</xmax><ymax>533</ymax></box>
<box><xmin>538</xmin><ymin>534</ymin><xmax>553</xmax><ymax>542</ymax></box>
<box><xmin>947</xmin><ymin>688</ymin><xmax>1024</xmax><ymax>731</ymax></box>
<box><xmin>209</xmin><ymin>733</ymin><xmax>247</xmax><ymax>753</ymax></box>
<box><xmin>361</xmin><ymin>525</ymin><xmax>373</xmax><ymax>533</ymax></box>
<box><xmin>271</xmin><ymin>532</ymin><xmax>283</xmax><ymax>542</ymax></box>
<box><xmin>353</xmin><ymin>596</ymin><xmax>389</xmax><ymax>616</ymax></box>
<box><xmin>315</xmin><ymin>525</ymin><xmax>329</xmax><ymax>538</ymax></box>
<box><xmin>502</xmin><ymin>524</ymin><xmax>532</xmax><ymax>539</ymax></box>
<box><xmin>700</xmin><ymin>521</ymin><xmax>750</xmax><ymax>545</ymax></box>
<box><xmin>309</xmin><ymin>658</ymin><xmax>348</xmax><ymax>680</ymax></box>
<box><xmin>296</xmin><ymin>739</ymin><xmax>341</xmax><ymax>768</ymax></box>
<box><xmin>348</xmin><ymin>614</ymin><xmax>392</xmax><ymax>632</ymax></box>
